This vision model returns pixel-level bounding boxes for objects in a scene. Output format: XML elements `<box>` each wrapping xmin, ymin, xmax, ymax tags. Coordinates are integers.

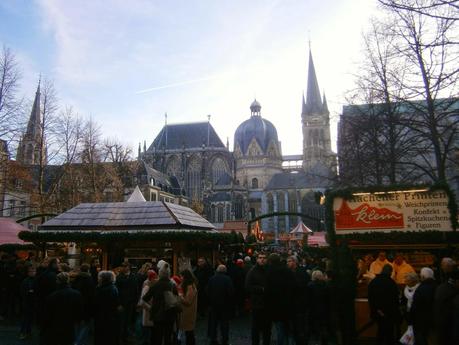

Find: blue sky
<box><xmin>0</xmin><ymin>0</ymin><xmax>377</xmax><ymax>155</ymax></box>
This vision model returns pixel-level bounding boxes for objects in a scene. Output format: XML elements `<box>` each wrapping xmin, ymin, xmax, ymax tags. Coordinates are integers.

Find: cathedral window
<box><xmin>211</xmin><ymin>205</ymin><xmax>216</xmax><ymax>223</ymax></box>
<box><xmin>212</xmin><ymin>157</ymin><xmax>228</xmax><ymax>185</ymax></box>
<box><xmin>217</xmin><ymin>204</ymin><xmax>224</xmax><ymax>223</ymax></box>
<box><xmin>251</xmin><ymin>178</ymin><xmax>258</xmax><ymax>189</ymax></box>
<box><xmin>234</xmin><ymin>195</ymin><xmax>244</xmax><ymax>219</ymax></box>
<box><xmin>186</xmin><ymin>157</ymin><xmax>201</xmax><ymax>201</ymax></box>
<box><xmin>226</xmin><ymin>204</ymin><xmax>231</xmax><ymax>220</ymax></box>
<box><xmin>166</xmin><ymin>156</ymin><xmax>180</xmax><ymax>177</ymax></box>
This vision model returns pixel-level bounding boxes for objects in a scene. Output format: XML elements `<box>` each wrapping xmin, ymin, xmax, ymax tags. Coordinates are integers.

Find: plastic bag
<box><xmin>399</xmin><ymin>325</ymin><xmax>414</xmax><ymax>345</ymax></box>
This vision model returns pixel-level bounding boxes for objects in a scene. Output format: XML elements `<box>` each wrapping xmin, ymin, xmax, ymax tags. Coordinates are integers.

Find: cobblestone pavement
<box><xmin>0</xmin><ymin>315</ymin><xmax>356</xmax><ymax>345</ymax></box>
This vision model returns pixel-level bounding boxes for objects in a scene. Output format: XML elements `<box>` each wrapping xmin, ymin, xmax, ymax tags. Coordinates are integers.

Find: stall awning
<box><xmin>0</xmin><ymin>217</ymin><xmax>29</xmax><ymax>245</ymax></box>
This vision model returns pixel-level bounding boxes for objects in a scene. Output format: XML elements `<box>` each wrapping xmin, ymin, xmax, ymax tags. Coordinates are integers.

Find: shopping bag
<box><xmin>399</xmin><ymin>325</ymin><xmax>414</xmax><ymax>345</ymax></box>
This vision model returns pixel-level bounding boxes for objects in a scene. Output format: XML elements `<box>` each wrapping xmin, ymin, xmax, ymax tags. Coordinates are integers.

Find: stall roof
<box><xmin>40</xmin><ymin>201</ymin><xmax>214</xmax><ymax>231</ymax></box>
<box><xmin>0</xmin><ymin>218</ymin><xmax>29</xmax><ymax>245</ymax></box>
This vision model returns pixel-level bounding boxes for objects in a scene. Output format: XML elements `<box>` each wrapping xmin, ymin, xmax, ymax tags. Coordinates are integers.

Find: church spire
<box><xmin>26</xmin><ymin>79</ymin><xmax>42</xmax><ymax>139</ymax></box>
<box><xmin>17</xmin><ymin>78</ymin><xmax>43</xmax><ymax>165</ymax></box>
<box><xmin>322</xmin><ymin>93</ymin><xmax>329</xmax><ymax>114</ymax></box>
<box><xmin>305</xmin><ymin>48</ymin><xmax>322</xmax><ymax>115</ymax></box>
<box><xmin>301</xmin><ymin>93</ymin><xmax>306</xmax><ymax>115</ymax></box>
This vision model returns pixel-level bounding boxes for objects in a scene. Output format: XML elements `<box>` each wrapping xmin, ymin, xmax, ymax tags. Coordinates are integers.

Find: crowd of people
<box><xmin>0</xmin><ymin>250</ymin><xmax>333</xmax><ymax>345</ymax></box>
<box><xmin>363</xmin><ymin>252</ymin><xmax>459</xmax><ymax>345</ymax></box>
<box><xmin>1</xmin><ymin>249</ymin><xmax>459</xmax><ymax>345</ymax></box>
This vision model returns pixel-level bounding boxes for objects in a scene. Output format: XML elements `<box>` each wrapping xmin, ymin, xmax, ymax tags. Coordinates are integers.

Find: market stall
<box><xmin>19</xmin><ymin>201</ymin><xmax>233</xmax><ymax>273</ymax></box>
<box><xmin>325</xmin><ymin>184</ymin><xmax>458</xmax><ymax>343</ymax></box>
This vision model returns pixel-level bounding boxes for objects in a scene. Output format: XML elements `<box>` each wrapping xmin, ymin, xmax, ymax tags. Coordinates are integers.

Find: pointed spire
<box><xmin>26</xmin><ymin>78</ymin><xmax>42</xmax><ymax>139</ymax></box>
<box><xmin>143</xmin><ymin>140</ymin><xmax>146</xmax><ymax>153</ymax></box>
<box><xmin>305</xmin><ymin>48</ymin><xmax>322</xmax><ymax>115</ymax></box>
<box><xmin>322</xmin><ymin>93</ymin><xmax>329</xmax><ymax>113</ymax></box>
<box><xmin>226</xmin><ymin>137</ymin><xmax>229</xmax><ymax>150</ymax></box>
<box><xmin>302</xmin><ymin>93</ymin><xmax>306</xmax><ymax>115</ymax></box>
<box><xmin>138</xmin><ymin>142</ymin><xmax>141</xmax><ymax>160</ymax></box>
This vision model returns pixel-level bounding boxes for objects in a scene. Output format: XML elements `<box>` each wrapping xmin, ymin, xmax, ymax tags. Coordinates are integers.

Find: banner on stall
<box><xmin>333</xmin><ymin>189</ymin><xmax>452</xmax><ymax>234</ymax></box>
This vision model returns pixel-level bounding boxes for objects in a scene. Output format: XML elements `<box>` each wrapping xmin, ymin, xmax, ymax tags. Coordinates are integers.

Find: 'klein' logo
<box><xmin>335</xmin><ymin>200</ymin><xmax>404</xmax><ymax>230</ymax></box>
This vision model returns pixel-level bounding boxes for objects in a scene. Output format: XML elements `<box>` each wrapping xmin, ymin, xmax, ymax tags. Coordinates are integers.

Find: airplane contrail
<box><xmin>135</xmin><ymin>74</ymin><xmax>223</xmax><ymax>94</ymax></box>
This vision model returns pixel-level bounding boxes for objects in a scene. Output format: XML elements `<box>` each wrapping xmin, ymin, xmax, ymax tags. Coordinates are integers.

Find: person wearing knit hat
<box><xmin>157</xmin><ymin>259</ymin><xmax>168</xmax><ymax>272</ymax></box>
<box><xmin>138</xmin><ymin>270</ymin><xmax>158</xmax><ymax>341</ymax></box>
<box><xmin>236</xmin><ymin>259</ymin><xmax>244</xmax><ymax>268</ymax></box>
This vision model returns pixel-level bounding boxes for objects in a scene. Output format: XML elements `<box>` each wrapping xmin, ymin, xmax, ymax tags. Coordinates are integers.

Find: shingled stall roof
<box><xmin>19</xmin><ymin>202</ymin><xmax>234</xmax><ymax>243</ymax></box>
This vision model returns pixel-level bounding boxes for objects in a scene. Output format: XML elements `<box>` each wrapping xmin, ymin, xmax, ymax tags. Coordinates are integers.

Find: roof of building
<box><xmin>143</xmin><ymin>162</ymin><xmax>183</xmax><ymax>195</ymax></box>
<box><xmin>40</xmin><ymin>201</ymin><xmax>214</xmax><ymax>231</ymax></box>
<box><xmin>149</xmin><ymin>122</ymin><xmax>226</xmax><ymax>151</ymax></box>
<box><xmin>208</xmin><ymin>192</ymin><xmax>231</xmax><ymax>202</ymax></box>
<box><xmin>127</xmin><ymin>186</ymin><xmax>146</xmax><ymax>202</ymax></box>
<box><xmin>265</xmin><ymin>169</ymin><xmax>333</xmax><ymax>190</ymax></box>
<box><xmin>0</xmin><ymin>218</ymin><xmax>28</xmax><ymax>245</ymax></box>
<box><xmin>234</xmin><ymin>102</ymin><xmax>279</xmax><ymax>155</ymax></box>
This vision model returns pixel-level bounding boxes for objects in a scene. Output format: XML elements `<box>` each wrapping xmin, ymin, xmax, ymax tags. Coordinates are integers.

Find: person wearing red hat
<box><xmin>138</xmin><ymin>270</ymin><xmax>158</xmax><ymax>345</ymax></box>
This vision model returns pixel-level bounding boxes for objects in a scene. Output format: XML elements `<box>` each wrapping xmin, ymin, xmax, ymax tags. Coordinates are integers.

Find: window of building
<box><xmin>8</xmin><ymin>200</ymin><xmax>16</xmax><ymax>216</ymax></box>
<box><xmin>217</xmin><ymin>205</ymin><xmax>224</xmax><ymax>223</ymax></box>
<box><xmin>251</xmin><ymin>178</ymin><xmax>258</xmax><ymax>189</ymax></box>
<box><xmin>186</xmin><ymin>157</ymin><xmax>201</xmax><ymax>201</ymax></box>
<box><xmin>212</xmin><ymin>157</ymin><xmax>229</xmax><ymax>186</ymax></box>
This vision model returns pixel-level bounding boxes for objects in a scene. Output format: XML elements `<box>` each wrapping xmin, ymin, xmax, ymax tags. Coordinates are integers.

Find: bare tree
<box><xmin>379</xmin><ymin>0</ymin><xmax>459</xmax><ymax>22</ymax></box>
<box><xmin>341</xmin><ymin>19</ymin><xmax>421</xmax><ymax>186</ymax></box>
<box><xmin>0</xmin><ymin>45</ymin><xmax>23</xmax><ymax>143</ymax></box>
<box><xmin>383</xmin><ymin>2</ymin><xmax>459</xmax><ymax>182</ymax></box>
<box><xmin>102</xmin><ymin>138</ymin><xmax>132</xmax><ymax>163</ymax></box>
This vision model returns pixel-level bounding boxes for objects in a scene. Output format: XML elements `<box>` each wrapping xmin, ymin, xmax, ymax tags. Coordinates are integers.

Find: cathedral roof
<box><xmin>149</xmin><ymin>122</ymin><xmax>225</xmax><ymax>151</ymax></box>
<box><xmin>234</xmin><ymin>101</ymin><xmax>279</xmax><ymax>155</ymax></box>
<box><xmin>265</xmin><ymin>170</ymin><xmax>332</xmax><ymax>190</ymax></box>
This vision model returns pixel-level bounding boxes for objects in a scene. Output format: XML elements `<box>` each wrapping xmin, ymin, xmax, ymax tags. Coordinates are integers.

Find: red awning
<box><xmin>0</xmin><ymin>218</ymin><xmax>29</xmax><ymax>245</ymax></box>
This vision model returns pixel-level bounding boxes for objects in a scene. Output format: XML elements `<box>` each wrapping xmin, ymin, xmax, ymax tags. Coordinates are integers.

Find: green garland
<box><xmin>0</xmin><ymin>243</ymin><xmax>37</xmax><ymax>251</ymax></box>
<box><xmin>18</xmin><ymin>230</ymin><xmax>237</xmax><ymax>244</ymax></box>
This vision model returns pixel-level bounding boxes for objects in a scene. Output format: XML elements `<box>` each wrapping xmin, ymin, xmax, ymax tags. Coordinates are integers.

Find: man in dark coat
<box><xmin>41</xmin><ymin>272</ymin><xmax>84</xmax><ymax>345</ymax></box>
<box><xmin>434</xmin><ymin>270</ymin><xmax>459</xmax><ymax>345</ymax></box>
<box><xmin>116</xmin><ymin>262</ymin><xmax>138</xmax><ymax>344</ymax></box>
<box><xmin>368</xmin><ymin>264</ymin><xmax>399</xmax><ymax>345</ymax></box>
<box><xmin>72</xmin><ymin>263</ymin><xmax>96</xmax><ymax>345</ymax></box>
<box><xmin>246</xmin><ymin>252</ymin><xmax>271</xmax><ymax>345</ymax></box>
<box><xmin>410</xmin><ymin>267</ymin><xmax>436</xmax><ymax>345</ymax></box>
<box><xmin>35</xmin><ymin>258</ymin><xmax>60</xmax><ymax>329</ymax></box>
<box><xmin>207</xmin><ymin>264</ymin><xmax>234</xmax><ymax>345</ymax></box>
<box><xmin>19</xmin><ymin>264</ymin><xmax>36</xmax><ymax>339</ymax></box>
<box><xmin>287</xmin><ymin>255</ymin><xmax>311</xmax><ymax>345</ymax></box>
<box><xmin>194</xmin><ymin>257</ymin><xmax>214</xmax><ymax>317</ymax></box>
<box><xmin>265</xmin><ymin>253</ymin><xmax>295</xmax><ymax>345</ymax></box>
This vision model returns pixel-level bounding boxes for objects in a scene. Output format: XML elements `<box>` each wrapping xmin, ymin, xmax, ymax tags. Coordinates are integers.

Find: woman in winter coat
<box><xmin>93</xmin><ymin>271</ymin><xmax>121</xmax><ymax>345</ymax></box>
<box><xmin>308</xmin><ymin>270</ymin><xmax>331</xmax><ymax>345</ymax></box>
<box><xmin>179</xmin><ymin>269</ymin><xmax>198</xmax><ymax>345</ymax></box>
<box><xmin>143</xmin><ymin>263</ymin><xmax>178</xmax><ymax>345</ymax></box>
<box><xmin>138</xmin><ymin>270</ymin><xmax>158</xmax><ymax>345</ymax></box>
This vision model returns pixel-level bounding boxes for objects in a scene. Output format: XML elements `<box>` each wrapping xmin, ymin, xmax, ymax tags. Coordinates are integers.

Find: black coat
<box><xmin>433</xmin><ymin>281</ymin><xmax>457</xmax><ymax>345</ymax></box>
<box><xmin>34</xmin><ymin>267</ymin><xmax>58</xmax><ymax>324</ymax></box>
<box><xmin>115</xmin><ymin>272</ymin><xmax>138</xmax><ymax>306</ymax></box>
<box><xmin>291</xmin><ymin>267</ymin><xmax>311</xmax><ymax>313</ymax></box>
<box><xmin>42</xmin><ymin>285</ymin><xmax>83</xmax><ymax>345</ymax></box>
<box><xmin>308</xmin><ymin>280</ymin><xmax>331</xmax><ymax>324</ymax></box>
<box><xmin>265</xmin><ymin>263</ymin><xmax>295</xmax><ymax>321</ymax></box>
<box><xmin>72</xmin><ymin>271</ymin><xmax>95</xmax><ymax>320</ymax></box>
<box><xmin>207</xmin><ymin>272</ymin><xmax>234</xmax><ymax>315</ymax></box>
<box><xmin>368</xmin><ymin>274</ymin><xmax>400</xmax><ymax>320</ymax></box>
<box><xmin>94</xmin><ymin>283</ymin><xmax>121</xmax><ymax>345</ymax></box>
<box><xmin>410</xmin><ymin>278</ymin><xmax>436</xmax><ymax>330</ymax></box>
<box><xmin>20</xmin><ymin>276</ymin><xmax>35</xmax><ymax>312</ymax></box>
<box><xmin>143</xmin><ymin>277</ymin><xmax>178</xmax><ymax>322</ymax></box>
<box><xmin>245</xmin><ymin>264</ymin><xmax>268</xmax><ymax>310</ymax></box>
<box><xmin>194</xmin><ymin>264</ymin><xmax>214</xmax><ymax>292</ymax></box>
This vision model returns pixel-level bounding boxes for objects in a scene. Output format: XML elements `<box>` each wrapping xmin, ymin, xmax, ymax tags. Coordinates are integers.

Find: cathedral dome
<box><xmin>234</xmin><ymin>100</ymin><xmax>279</xmax><ymax>156</ymax></box>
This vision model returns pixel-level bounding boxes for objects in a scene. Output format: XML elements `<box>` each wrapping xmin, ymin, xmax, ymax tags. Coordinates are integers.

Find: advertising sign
<box><xmin>334</xmin><ymin>189</ymin><xmax>452</xmax><ymax>234</ymax></box>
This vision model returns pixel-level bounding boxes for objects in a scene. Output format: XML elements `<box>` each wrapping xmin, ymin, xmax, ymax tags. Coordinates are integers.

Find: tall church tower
<box><xmin>301</xmin><ymin>49</ymin><xmax>336</xmax><ymax>173</ymax></box>
<box><xmin>17</xmin><ymin>80</ymin><xmax>46</xmax><ymax>165</ymax></box>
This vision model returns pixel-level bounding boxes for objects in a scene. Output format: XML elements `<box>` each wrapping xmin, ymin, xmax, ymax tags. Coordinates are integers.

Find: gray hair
<box><xmin>420</xmin><ymin>267</ymin><xmax>435</xmax><ymax>281</ymax></box>
<box><xmin>159</xmin><ymin>263</ymin><xmax>171</xmax><ymax>279</ymax></box>
<box><xmin>288</xmin><ymin>255</ymin><xmax>298</xmax><ymax>263</ymax></box>
<box><xmin>216</xmin><ymin>264</ymin><xmax>227</xmax><ymax>273</ymax></box>
<box><xmin>404</xmin><ymin>272</ymin><xmax>419</xmax><ymax>285</ymax></box>
<box><xmin>311</xmin><ymin>270</ymin><xmax>324</xmax><ymax>281</ymax></box>
<box><xmin>98</xmin><ymin>270</ymin><xmax>115</xmax><ymax>285</ymax></box>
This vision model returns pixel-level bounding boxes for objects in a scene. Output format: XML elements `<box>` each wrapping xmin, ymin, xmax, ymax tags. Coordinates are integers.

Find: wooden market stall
<box><xmin>325</xmin><ymin>184</ymin><xmax>458</xmax><ymax>344</ymax></box>
<box><xmin>18</xmin><ymin>201</ymin><xmax>232</xmax><ymax>273</ymax></box>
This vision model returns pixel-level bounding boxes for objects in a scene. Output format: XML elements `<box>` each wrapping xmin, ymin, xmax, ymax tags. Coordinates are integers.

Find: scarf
<box><xmin>404</xmin><ymin>283</ymin><xmax>420</xmax><ymax>311</ymax></box>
